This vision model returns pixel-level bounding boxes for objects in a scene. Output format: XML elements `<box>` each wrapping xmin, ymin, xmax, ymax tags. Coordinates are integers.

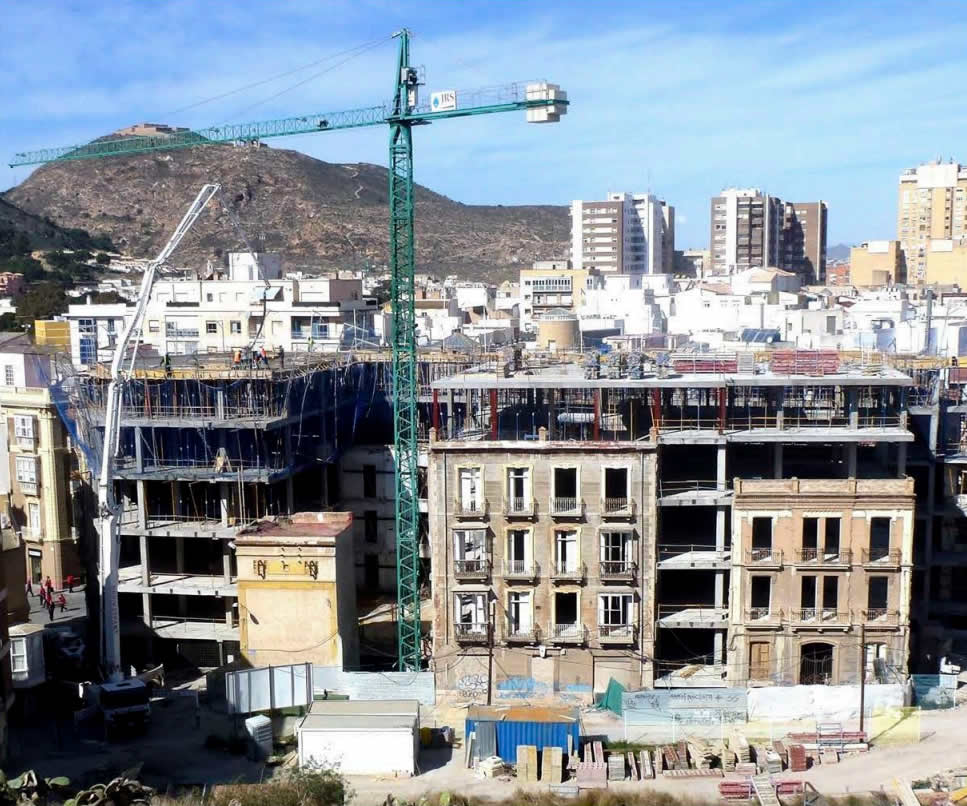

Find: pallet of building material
<box><xmin>549</xmin><ymin>784</ymin><xmax>579</xmax><ymax>798</ymax></box>
<box><xmin>842</xmin><ymin>743</ymin><xmax>869</xmax><ymax>753</ymax></box>
<box><xmin>607</xmin><ymin>753</ymin><xmax>626</xmax><ymax>782</ymax></box>
<box><xmin>786</xmin><ymin>744</ymin><xmax>808</xmax><ymax>773</ymax></box>
<box><xmin>653</xmin><ymin>748</ymin><xmax>663</xmax><ymax>776</ymax></box>
<box><xmin>719</xmin><ymin>746</ymin><xmax>736</xmax><ymax>772</ymax></box>
<box><xmin>735</xmin><ymin>762</ymin><xmax>758</xmax><ymax>777</ymax></box>
<box><xmin>575</xmin><ymin>761</ymin><xmax>608</xmax><ymax>789</ymax></box>
<box><xmin>517</xmin><ymin>745</ymin><xmax>539</xmax><ymax>782</ymax></box>
<box><xmin>671</xmin><ymin>352</ymin><xmax>739</xmax><ymax>374</ymax></box>
<box><xmin>766</xmin><ymin>750</ymin><xmax>783</xmax><ymax>775</ymax></box>
<box><xmin>775</xmin><ymin>780</ymin><xmax>805</xmax><ymax>796</ymax></box>
<box><xmin>663</xmin><ymin>768</ymin><xmax>724</xmax><ymax>779</ymax></box>
<box><xmin>662</xmin><ymin>745</ymin><xmax>679</xmax><ymax>772</ymax></box>
<box><xmin>627</xmin><ymin>751</ymin><xmax>639</xmax><ymax>781</ymax></box>
<box><xmin>639</xmin><ymin>750</ymin><xmax>654</xmax><ymax>780</ymax></box>
<box><xmin>820</xmin><ymin>748</ymin><xmax>839</xmax><ymax>765</ymax></box>
<box><xmin>593</xmin><ymin>741</ymin><xmax>605</xmax><ymax>764</ymax></box>
<box><xmin>688</xmin><ymin>740</ymin><xmax>714</xmax><ymax>770</ymax></box>
<box><xmin>719</xmin><ymin>780</ymin><xmax>753</xmax><ymax>801</ymax></box>
<box><xmin>478</xmin><ymin>756</ymin><xmax>506</xmax><ymax>778</ymax></box>
<box><xmin>771</xmin><ymin>740</ymin><xmax>786</xmax><ymax>761</ymax></box>
<box><xmin>676</xmin><ymin>740</ymin><xmax>690</xmax><ymax>769</ymax></box>
<box><xmin>769</xmin><ymin>349</ymin><xmax>840</xmax><ymax>376</ymax></box>
<box><xmin>541</xmin><ymin>747</ymin><xmax>563</xmax><ymax>784</ymax></box>
<box><xmin>733</xmin><ymin>733</ymin><xmax>752</xmax><ymax>763</ymax></box>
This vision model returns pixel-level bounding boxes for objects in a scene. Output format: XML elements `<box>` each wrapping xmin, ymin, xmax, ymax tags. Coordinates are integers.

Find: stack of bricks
<box><xmin>541</xmin><ymin>747</ymin><xmax>563</xmax><ymax>784</ymax></box>
<box><xmin>640</xmin><ymin>750</ymin><xmax>654</xmax><ymax>779</ymax></box>
<box><xmin>575</xmin><ymin>742</ymin><xmax>607</xmax><ymax>788</ymax></box>
<box><xmin>787</xmin><ymin>744</ymin><xmax>808</xmax><ymax>773</ymax></box>
<box><xmin>719</xmin><ymin>745</ymin><xmax>736</xmax><ymax>772</ymax></box>
<box><xmin>653</xmin><ymin>748</ymin><xmax>664</xmax><ymax>776</ymax></box>
<box><xmin>733</xmin><ymin>734</ymin><xmax>752</xmax><ymax>766</ymax></box>
<box><xmin>677</xmin><ymin>741</ymin><xmax>690</xmax><ymax>770</ymax></box>
<box><xmin>516</xmin><ymin>745</ymin><xmax>539</xmax><ymax>783</ymax></box>
<box><xmin>607</xmin><ymin>752</ymin><xmax>626</xmax><ymax>781</ymax></box>
<box><xmin>627</xmin><ymin>752</ymin><xmax>639</xmax><ymax>781</ymax></box>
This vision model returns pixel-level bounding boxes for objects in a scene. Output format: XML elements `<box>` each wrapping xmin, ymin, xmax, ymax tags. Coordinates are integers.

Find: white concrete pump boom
<box><xmin>97</xmin><ymin>184</ymin><xmax>220</xmax><ymax>682</ymax></box>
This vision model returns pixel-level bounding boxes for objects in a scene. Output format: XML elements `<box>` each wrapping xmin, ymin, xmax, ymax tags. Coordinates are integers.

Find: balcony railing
<box><xmin>746</xmin><ymin>608</ymin><xmax>783</xmax><ymax>625</ymax></box>
<box><xmin>861</xmin><ymin>549</ymin><xmax>901</xmax><ymax>566</ymax></box>
<box><xmin>503</xmin><ymin>560</ymin><xmax>539</xmax><ymax>580</ymax></box>
<box><xmin>861</xmin><ymin>608</ymin><xmax>899</xmax><ymax>626</ymax></box>
<box><xmin>504</xmin><ymin>497</ymin><xmax>535</xmax><ymax>518</ymax></box>
<box><xmin>792</xmin><ymin>608</ymin><xmax>849</xmax><ymax>625</ymax></box>
<box><xmin>18</xmin><ymin>481</ymin><xmax>39</xmax><ymax>496</ymax></box>
<box><xmin>454</xmin><ymin>622</ymin><xmax>491</xmax><ymax>643</ymax></box>
<box><xmin>658</xmin><ymin>480</ymin><xmax>731</xmax><ymax>498</ymax></box>
<box><xmin>746</xmin><ymin>548</ymin><xmax>783</xmax><ymax>566</ymax></box>
<box><xmin>505</xmin><ymin>624</ymin><xmax>540</xmax><ymax>643</ymax></box>
<box><xmin>549</xmin><ymin>623</ymin><xmax>587</xmax><ymax>643</ymax></box>
<box><xmin>454</xmin><ymin>498</ymin><xmax>488</xmax><ymax>519</ymax></box>
<box><xmin>551</xmin><ymin>561</ymin><xmax>586</xmax><ymax>582</ymax></box>
<box><xmin>550</xmin><ymin>497</ymin><xmax>583</xmax><ymax>517</ymax></box>
<box><xmin>602</xmin><ymin>497</ymin><xmax>634</xmax><ymax>517</ymax></box>
<box><xmin>453</xmin><ymin>558</ymin><xmax>491</xmax><ymax>579</ymax></box>
<box><xmin>796</xmin><ymin>549</ymin><xmax>852</xmax><ymax>566</ymax></box>
<box><xmin>600</xmin><ymin>560</ymin><xmax>637</xmax><ymax>580</ymax></box>
<box><xmin>598</xmin><ymin>624</ymin><xmax>637</xmax><ymax>642</ymax></box>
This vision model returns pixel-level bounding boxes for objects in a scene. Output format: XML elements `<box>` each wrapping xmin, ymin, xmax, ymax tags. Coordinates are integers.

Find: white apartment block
<box><xmin>570</xmin><ymin>192</ymin><xmax>674</xmax><ymax>274</ymax></box>
<box><xmin>66</xmin><ymin>272</ymin><xmax>378</xmax><ymax>369</ymax></box>
<box><xmin>897</xmin><ymin>160</ymin><xmax>967</xmax><ymax>283</ymax></box>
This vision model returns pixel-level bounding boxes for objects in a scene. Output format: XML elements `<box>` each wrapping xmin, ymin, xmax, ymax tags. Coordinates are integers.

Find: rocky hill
<box><xmin>3</xmin><ymin>141</ymin><xmax>569</xmax><ymax>282</ymax></box>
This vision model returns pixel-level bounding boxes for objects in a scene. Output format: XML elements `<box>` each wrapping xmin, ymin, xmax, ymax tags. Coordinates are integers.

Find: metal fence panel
<box><xmin>226</xmin><ymin>663</ymin><xmax>313</xmax><ymax>714</ymax></box>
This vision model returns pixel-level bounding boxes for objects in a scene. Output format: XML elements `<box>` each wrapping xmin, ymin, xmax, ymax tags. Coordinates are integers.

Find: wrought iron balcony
<box><xmin>598</xmin><ymin>624</ymin><xmax>637</xmax><ymax>643</ymax></box>
<box><xmin>860</xmin><ymin>549</ymin><xmax>901</xmax><ymax>567</ymax></box>
<box><xmin>599</xmin><ymin>560</ymin><xmax>636</xmax><ymax>581</ymax></box>
<box><xmin>549</xmin><ymin>623</ymin><xmax>587</xmax><ymax>644</ymax></box>
<box><xmin>502</xmin><ymin>560</ymin><xmax>539</xmax><ymax>581</ymax></box>
<box><xmin>550</xmin><ymin>497</ymin><xmax>584</xmax><ymax>518</ymax></box>
<box><xmin>861</xmin><ymin>608</ymin><xmax>899</xmax><ymax>626</ymax></box>
<box><xmin>504</xmin><ymin>623</ymin><xmax>540</xmax><ymax>643</ymax></box>
<box><xmin>453</xmin><ymin>498</ymin><xmax>489</xmax><ymax>519</ymax></box>
<box><xmin>453</xmin><ymin>558</ymin><xmax>491</xmax><ymax>580</ymax></box>
<box><xmin>791</xmin><ymin>608</ymin><xmax>849</xmax><ymax>627</ymax></box>
<box><xmin>454</xmin><ymin>622</ymin><xmax>491</xmax><ymax>643</ymax></box>
<box><xmin>504</xmin><ymin>497</ymin><xmax>535</xmax><ymax>518</ymax></box>
<box><xmin>602</xmin><ymin>497</ymin><xmax>634</xmax><ymax>517</ymax></box>
<box><xmin>795</xmin><ymin>549</ymin><xmax>852</xmax><ymax>567</ymax></box>
<box><xmin>550</xmin><ymin>561</ymin><xmax>586</xmax><ymax>583</ymax></box>
<box><xmin>746</xmin><ymin>548</ymin><xmax>783</xmax><ymax>567</ymax></box>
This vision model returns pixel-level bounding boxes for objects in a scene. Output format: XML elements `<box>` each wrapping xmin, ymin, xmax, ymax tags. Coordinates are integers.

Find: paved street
<box><xmin>25</xmin><ymin>585</ymin><xmax>88</xmax><ymax>627</ymax></box>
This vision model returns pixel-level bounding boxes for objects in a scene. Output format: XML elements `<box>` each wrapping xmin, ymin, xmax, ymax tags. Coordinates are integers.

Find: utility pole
<box><xmin>859</xmin><ymin>621</ymin><xmax>866</xmax><ymax>735</ymax></box>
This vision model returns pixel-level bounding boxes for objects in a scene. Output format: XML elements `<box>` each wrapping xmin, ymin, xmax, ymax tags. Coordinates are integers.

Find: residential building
<box><xmin>729</xmin><ymin>477</ymin><xmax>914</xmax><ymax>684</ymax></box>
<box><xmin>234</xmin><ymin>512</ymin><xmax>358</xmax><ymax>668</ymax></box>
<box><xmin>897</xmin><ymin>160</ymin><xmax>967</xmax><ymax>283</ymax></box>
<box><xmin>65</xmin><ymin>263</ymin><xmax>377</xmax><ymax>368</ymax></box>
<box><xmin>519</xmin><ymin>260</ymin><xmax>591</xmax><ymax>334</ymax></box>
<box><xmin>570</xmin><ymin>192</ymin><xmax>674</xmax><ymax>274</ymax></box>
<box><xmin>825</xmin><ymin>262</ymin><xmax>851</xmax><ymax>287</ymax></box>
<box><xmin>0</xmin><ymin>337</ymin><xmax>83</xmax><ymax>588</ymax></box>
<box><xmin>427</xmin><ymin>355</ymin><xmax>915</xmax><ymax>698</ymax></box>
<box><xmin>674</xmin><ymin>249</ymin><xmax>711</xmax><ymax>278</ymax></box>
<box><xmin>710</xmin><ymin>190</ymin><xmax>827</xmax><ymax>282</ymax></box>
<box><xmin>850</xmin><ymin>241</ymin><xmax>905</xmax><ymax>287</ymax></box>
<box><xmin>925</xmin><ymin>239</ymin><xmax>967</xmax><ymax>286</ymax></box>
<box><xmin>0</xmin><ymin>542</ymin><xmax>14</xmax><ymax>763</ymax></box>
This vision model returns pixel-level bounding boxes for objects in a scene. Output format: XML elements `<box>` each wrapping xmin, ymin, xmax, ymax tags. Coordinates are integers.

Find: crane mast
<box><xmin>12</xmin><ymin>29</ymin><xmax>568</xmax><ymax>674</ymax></box>
<box><xmin>97</xmin><ymin>185</ymin><xmax>219</xmax><ymax>681</ymax></box>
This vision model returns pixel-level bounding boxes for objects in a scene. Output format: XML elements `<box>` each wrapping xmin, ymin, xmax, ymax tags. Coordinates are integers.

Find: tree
<box><xmin>0</xmin><ymin>313</ymin><xmax>21</xmax><ymax>332</ymax></box>
<box><xmin>15</xmin><ymin>283</ymin><xmax>68</xmax><ymax>328</ymax></box>
<box><xmin>90</xmin><ymin>291</ymin><xmax>124</xmax><ymax>304</ymax></box>
<box><xmin>95</xmin><ymin>253</ymin><xmax>111</xmax><ymax>265</ymax></box>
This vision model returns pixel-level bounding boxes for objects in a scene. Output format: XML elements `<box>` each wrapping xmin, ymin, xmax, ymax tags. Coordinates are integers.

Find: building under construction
<box><xmin>427</xmin><ymin>350</ymin><xmax>920</xmax><ymax>701</ymax></box>
<box><xmin>55</xmin><ymin>349</ymin><xmax>478</xmax><ymax>668</ymax></box>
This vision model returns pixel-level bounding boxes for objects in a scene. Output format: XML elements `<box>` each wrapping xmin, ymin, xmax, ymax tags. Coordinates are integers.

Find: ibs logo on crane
<box><xmin>430</xmin><ymin>90</ymin><xmax>457</xmax><ymax>112</ymax></box>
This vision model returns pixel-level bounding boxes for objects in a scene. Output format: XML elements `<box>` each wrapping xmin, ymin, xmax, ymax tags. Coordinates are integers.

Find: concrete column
<box><xmin>216</xmin><ymin>388</ymin><xmax>226</xmax><ymax>420</ymax></box>
<box><xmin>848</xmin><ymin>388</ymin><xmax>859</xmax><ymax>429</ymax></box>
<box><xmin>924</xmin><ymin>465</ymin><xmax>936</xmax><ymax>607</ymax></box>
<box><xmin>713</xmin><ymin>631</ymin><xmax>724</xmax><ymax>667</ymax></box>
<box><xmin>284</xmin><ymin>423</ymin><xmax>295</xmax><ymax>514</ymax></box>
<box><xmin>136</xmin><ymin>480</ymin><xmax>148</xmax><ymax>529</ymax></box>
<box><xmin>175</xmin><ymin>536</ymin><xmax>185</xmax><ymax>574</ymax></box>
<box><xmin>446</xmin><ymin>389</ymin><xmax>455</xmax><ymax>438</ymax></box>
<box><xmin>135</xmin><ymin>426</ymin><xmax>144</xmax><ymax>472</ymax></box>
<box><xmin>716</xmin><ymin>445</ymin><xmax>727</xmax><ymax>489</ymax></box>
<box><xmin>775</xmin><ymin>388</ymin><xmax>784</xmax><ymax>430</ymax></box>
<box><xmin>222</xmin><ymin>540</ymin><xmax>232</xmax><ymax>584</ymax></box>
<box><xmin>286</xmin><ymin>478</ymin><xmax>295</xmax><ymax>515</ymax></box>
<box><xmin>773</xmin><ymin>444</ymin><xmax>783</xmax><ymax>479</ymax></box>
<box><xmin>897</xmin><ymin>443</ymin><xmax>908</xmax><ymax>477</ymax></box>
<box><xmin>141</xmin><ymin>592</ymin><xmax>152</xmax><ymax>627</ymax></box>
<box><xmin>224</xmin><ymin>596</ymin><xmax>234</xmax><ymax>627</ymax></box>
<box><xmin>220</xmin><ymin>482</ymin><xmax>231</xmax><ymax>527</ymax></box>
<box><xmin>547</xmin><ymin>390</ymin><xmax>556</xmax><ymax>440</ymax></box>
<box><xmin>847</xmin><ymin>443</ymin><xmax>858</xmax><ymax>477</ymax></box>
<box><xmin>928</xmin><ymin>406</ymin><xmax>940</xmax><ymax>454</ymax></box>
<box><xmin>139</xmin><ymin>534</ymin><xmax>150</xmax><ymax>585</ymax></box>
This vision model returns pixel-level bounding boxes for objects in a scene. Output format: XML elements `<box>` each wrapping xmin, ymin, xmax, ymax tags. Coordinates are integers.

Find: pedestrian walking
<box><xmin>47</xmin><ymin>601</ymin><xmax>55</xmax><ymax>622</ymax></box>
<box><xmin>45</xmin><ymin>577</ymin><xmax>53</xmax><ymax>599</ymax></box>
<box><xmin>39</xmin><ymin>586</ymin><xmax>47</xmax><ymax>608</ymax></box>
<box><xmin>25</xmin><ymin>579</ymin><xmax>32</xmax><ymax>597</ymax></box>
<box><xmin>65</xmin><ymin>574</ymin><xmax>74</xmax><ymax>593</ymax></box>
<box><xmin>277</xmin><ymin>344</ymin><xmax>285</xmax><ymax>369</ymax></box>
<box><xmin>57</xmin><ymin>593</ymin><xmax>67</xmax><ymax>613</ymax></box>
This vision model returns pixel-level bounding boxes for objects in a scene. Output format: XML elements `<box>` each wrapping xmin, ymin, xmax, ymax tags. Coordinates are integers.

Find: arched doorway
<box><xmin>800</xmin><ymin>642</ymin><xmax>834</xmax><ymax>684</ymax></box>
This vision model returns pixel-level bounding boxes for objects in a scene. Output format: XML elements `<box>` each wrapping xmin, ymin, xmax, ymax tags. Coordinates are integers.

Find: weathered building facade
<box><xmin>729</xmin><ymin>477</ymin><xmax>914</xmax><ymax>685</ymax></box>
<box><xmin>428</xmin><ymin>437</ymin><xmax>657</xmax><ymax>702</ymax></box>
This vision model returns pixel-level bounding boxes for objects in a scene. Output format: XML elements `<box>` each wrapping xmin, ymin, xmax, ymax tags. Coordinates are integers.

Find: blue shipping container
<box><xmin>465</xmin><ymin>716</ymin><xmax>581</xmax><ymax>763</ymax></box>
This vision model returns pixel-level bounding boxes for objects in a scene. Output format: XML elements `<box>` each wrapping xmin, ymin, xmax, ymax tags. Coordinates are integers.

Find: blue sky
<box><xmin>3</xmin><ymin>0</ymin><xmax>967</xmax><ymax>248</ymax></box>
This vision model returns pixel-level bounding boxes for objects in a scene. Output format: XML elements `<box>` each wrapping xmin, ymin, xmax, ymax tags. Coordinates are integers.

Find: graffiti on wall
<box><xmin>456</xmin><ymin>673</ymin><xmax>488</xmax><ymax>700</ymax></box>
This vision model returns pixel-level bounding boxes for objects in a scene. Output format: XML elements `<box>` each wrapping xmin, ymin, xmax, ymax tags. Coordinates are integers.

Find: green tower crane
<box><xmin>10</xmin><ymin>29</ymin><xmax>569</xmax><ymax>672</ymax></box>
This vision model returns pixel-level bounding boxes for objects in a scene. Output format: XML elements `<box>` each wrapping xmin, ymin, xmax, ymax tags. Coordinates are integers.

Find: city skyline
<box><xmin>3</xmin><ymin>2</ymin><xmax>967</xmax><ymax>250</ymax></box>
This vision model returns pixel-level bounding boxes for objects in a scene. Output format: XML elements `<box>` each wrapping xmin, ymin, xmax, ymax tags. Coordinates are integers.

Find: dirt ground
<box><xmin>9</xmin><ymin>685</ymin><xmax>967</xmax><ymax>805</ymax></box>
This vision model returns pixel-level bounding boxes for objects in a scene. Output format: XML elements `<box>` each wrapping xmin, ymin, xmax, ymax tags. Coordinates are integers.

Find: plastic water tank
<box><xmin>244</xmin><ymin>714</ymin><xmax>273</xmax><ymax>760</ymax></box>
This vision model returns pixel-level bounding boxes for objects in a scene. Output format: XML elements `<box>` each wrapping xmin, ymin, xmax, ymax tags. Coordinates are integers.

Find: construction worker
<box><xmin>233</xmin><ymin>348</ymin><xmax>242</xmax><ymax>368</ymax></box>
<box><xmin>161</xmin><ymin>353</ymin><xmax>172</xmax><ymax>378</ymax></box>
<box><xmin>56</xmin><ymin>593</ymin><xmax>67</xmax><ymax>613</ymax></box>
<box><xmin>277</xmin><ymin>344</ymin><xmax>285</xmax><ymax>369</ymax></box>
